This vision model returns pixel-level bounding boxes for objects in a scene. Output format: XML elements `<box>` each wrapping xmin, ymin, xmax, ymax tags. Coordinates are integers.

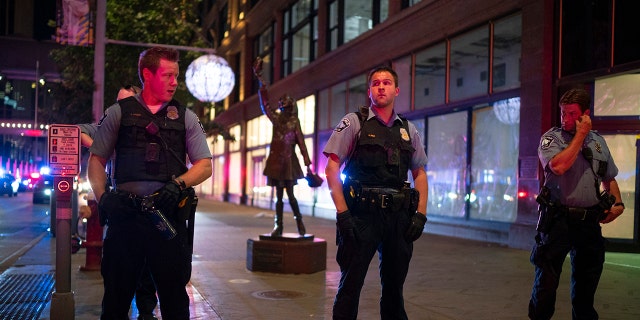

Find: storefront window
<box><xmin>427</xmin><ymin>111</ymin><xmax>468</xmax><ymax>218</ymax></box>
<box><xmin>594</xmin><ymin>74</ymin><xmax>640</xmax><ymax>117</ymax></box>
<box><xmin>469</xmin><ymin>101</ymin><xmax>519</xmax><ymax>222</ymax></box>
<box><xmin>602</xmin><ymin>134</ymin><xmax>636</xmax><ymax>240</ymax></box>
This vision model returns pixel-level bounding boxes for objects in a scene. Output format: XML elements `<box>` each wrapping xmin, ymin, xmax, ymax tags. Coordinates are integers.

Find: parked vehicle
<box><xmin>32</xmin><ymin>175</ymin><xmax>54</xmax><ymax>204</ymax></box>
<box><xmin>0</xmin><ymin>174</ymin><xmax>19</xmax><ymax>197</ymax></box>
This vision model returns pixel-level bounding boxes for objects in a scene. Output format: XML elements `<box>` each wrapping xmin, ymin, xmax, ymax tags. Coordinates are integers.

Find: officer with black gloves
<box><xmin>324</xmin><ymin>65</ymin><xmax>428</xmax><ymax>319</ymax></box>
<box><xmin>88</xmin><ymin>47</ymin><xmax>212</xmax><ymax>320</ymax></box>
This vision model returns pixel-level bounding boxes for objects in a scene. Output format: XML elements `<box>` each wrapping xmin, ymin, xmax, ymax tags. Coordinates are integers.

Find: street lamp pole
<box><xmin>91</xmin><ymin>0</ymin><xmax>107</xmax><ymax>124</ymax></box>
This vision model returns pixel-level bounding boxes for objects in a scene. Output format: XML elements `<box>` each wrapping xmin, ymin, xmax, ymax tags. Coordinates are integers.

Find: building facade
<box><xmin>2</xmin><ymin>0</ymin><xmax>638</xmax><ymax>251</ymax></box>
<box><xmin>204</xmin><ymin>0</ymin><xmax>640</xmax><ymax>251</ymax></box>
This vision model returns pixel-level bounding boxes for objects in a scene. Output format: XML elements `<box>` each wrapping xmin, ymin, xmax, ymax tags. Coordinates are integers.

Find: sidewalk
<box><xmin>6</xmin><ymin>198</ymin><xmax>640</xmax><ymax>319</ymax></box>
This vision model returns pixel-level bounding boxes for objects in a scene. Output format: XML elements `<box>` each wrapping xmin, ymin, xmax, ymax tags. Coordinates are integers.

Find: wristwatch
<box><xmin>614</xmin><ymin>202</ymin><xmax>625</xmax><ymax>209</ymax></box>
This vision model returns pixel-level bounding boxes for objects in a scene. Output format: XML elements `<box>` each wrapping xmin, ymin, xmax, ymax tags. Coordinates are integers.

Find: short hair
<box><xmin>367</xmin><ymin>65</ymin><xmax>398</xmax><ymax>88</ymax></box>
<box><xmin>138</xmin><ymin>47</ymin><xmax>180</xmax><ymax>84</ymax></box>
<box><xmin>559</xmin><ymin>88</ymin><xmax>590</xmax><ymax>113</ymax></box>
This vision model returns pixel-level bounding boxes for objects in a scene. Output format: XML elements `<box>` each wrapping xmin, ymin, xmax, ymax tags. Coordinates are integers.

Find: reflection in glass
<box><xmin>415</xmin><ymin>43</ymin><xmax>446</xmax><ymax>109</ymax></box>
<box><xmin>344</xmin><ymin>1</ymin><xmax>372</xmax><ymax>44</ymax></box>
<box><xmin>394</xmin><ymin>55</ymin><xmax>412</xmax><ymax>114</ymax></box>
<box><xmin>469</xmin><ymin>103</ymin><xmax>519</xmax><ymax>222</ymax></box>
<box><xmin>348</xmin><ymin>74</ymin><xmax>368</xmax><ymax>111</ymax></box>
<box><xmin>594</xmin><ymin>74</ymin><xmax>640</xmax><ymax>116</ymax></box>
<box><xmin>427</xmin><ymin>111</ymin><xmax>468</xmax><ymax>218</ymax></box>
<box><xmin>493</xmin><ymin>14</ymin><xmax>521</xmax><ymax>92</ymax></box>
<box><xmin>602</xmin><ymin>134</ymin><xmax>635</xmax><ymax>240</ymax></box>
<box><xmin>450</xmin><ymin>27</ymin><xmax>489</xmax><ymax>101</ymax></box>
<box><xmin>330</xmin><ymin>82</ymin><xmax>347</xmax><ymax>126</ymax></box>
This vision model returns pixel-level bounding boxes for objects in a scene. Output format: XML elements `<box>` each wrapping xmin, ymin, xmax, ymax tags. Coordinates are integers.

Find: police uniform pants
<box><xmin>528</xmin><ymin>217</ymin><xmax>605</xmax><ymax>320</ymax></box>
<box><xmin>100</xmin><ymin>196</ymin><xmax>191</xmax><ymax>320</ymax></box>
<box><xmin>333</xmin><ymin>205</ymin><xmax>413</xmax><ymax>320</ymax></box>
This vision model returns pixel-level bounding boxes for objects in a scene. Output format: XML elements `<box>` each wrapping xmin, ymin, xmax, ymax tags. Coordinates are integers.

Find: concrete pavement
<box><xmin>4</xmin><ymin>198</ymin><xmax>640</xmax><ymax>319</ymax></box>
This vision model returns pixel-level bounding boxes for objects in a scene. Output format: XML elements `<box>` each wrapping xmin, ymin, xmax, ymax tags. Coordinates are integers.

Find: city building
<box><xmin>2</xmin><ymin>0</ymin><xmax>638</xmax><ymax>251</ymax></box>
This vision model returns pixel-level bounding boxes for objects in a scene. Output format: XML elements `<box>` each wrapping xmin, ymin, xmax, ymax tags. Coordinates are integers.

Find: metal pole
<box><xmin>35</xmin><ymin>60</ymin><xmax>39</xmax><ymax>129</ymax></box>
<box><xmin>50</xmin><ymin>176</ymin><xmax>76</xmax><ymax>320</ymax></box>
<box><xmin>92</xmin><ymin>0</ymin><xmax>106</xmax><ymax>123</ymax></box>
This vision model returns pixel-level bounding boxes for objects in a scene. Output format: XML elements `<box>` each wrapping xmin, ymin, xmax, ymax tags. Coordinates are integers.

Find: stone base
<box><xmin>247</xmin><ymin>233</ymin><xmax>327</xmax><ymax>274</ymax></box>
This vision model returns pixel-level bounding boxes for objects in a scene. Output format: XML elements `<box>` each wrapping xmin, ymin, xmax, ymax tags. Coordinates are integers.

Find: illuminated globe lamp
<box><xmin>185</xmin><ymin>54</ymin><xmax>235</xmax><ymax>102</ymax></box>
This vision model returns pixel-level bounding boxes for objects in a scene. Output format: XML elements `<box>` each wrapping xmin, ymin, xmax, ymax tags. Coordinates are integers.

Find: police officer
<box><xmin>88</xmin><ymin>47</ymin><xmax>212</xmax><ymax>320</ymax></box>
<box><xmin>324</xmin><ymin>65</ymin><xmax>428</xmax><ymax>319</ymax></box>
<box><xmin>79</xmin><ymin>85</ymin><xmax>159</xmax><ymax>320</ymax></box>
<box><xmin>529</xmin><ymin>88</ymin><xmax>624</xmax><ymax>320</ymax></box>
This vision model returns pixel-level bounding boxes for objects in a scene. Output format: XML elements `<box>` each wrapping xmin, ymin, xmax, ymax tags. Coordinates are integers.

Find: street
<box><xmin>1</xmin><ymin>195</ymin><xmax>639</xmax><ymax>319</ymax></box>
<box><xmin>0</xmin><ymin>192</ymin><xmax>51</xmax><ymax>274</ymax></box>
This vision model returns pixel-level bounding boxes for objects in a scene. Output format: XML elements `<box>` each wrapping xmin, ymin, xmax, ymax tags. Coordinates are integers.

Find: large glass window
<box><xmin>594</xmin><ymin>74</ymin><xmax>640</xmax><ymax>117</ymax></box>
<box><xmin>228</xmin><ymin>125</ymin><xmax>242</xmax><ymax>195</ymax></box>
<box><xmin>449</xmin><ymin>27</ymin><xmax>489</xmax><ymax>101</ymax></box>
<box><xmin>492</xmin><ymin>14</ymin><xmax>521</xmax><ymax>92</ymax></box>
<box><xmin>282</xmin><ymin>0</ymin><xmax>318</xmax><ymax>77</ymax></box>
<box><xmin>211</xmin><ymin>135</ymin><xmax>226</xmax><ymax>198</ymax></box>
<box><xmin>469</xmin><ymin>100</ymin><xmax>520</xmax><ymax>222</ymax></box>
<box><xmin>602</xmin><ymin>134</ymin><xmax>636</xmax><ymax>240</ymax></box>
<box><xmin>347</xmin><ymin>74</ymin><xmax>368</xmax><ymax>111</ymax></box>
<box><xmin>327</xmin><ymin>0</ymin><xmax>389</xmax><ymax>51</ymax></box>
<box><xmin>253</xmin><ymin>24</ymin><xmax>274</xmax><ymax>94</ymax></box>
<box><xmin>330</xmin><ymin>82</ymin><xmax>347</xmax><ymax>127</ymax></box>
<box><xmin>426</xmin><ymin>98</ymin><xmax>520</xmax><ymax>223</ymax></box>
<box><xmin>427</xmin><ymin>111</ymin><xmax>468</xmax><ymax>218</ymax></box>
<box><xmin>393</xmin><ymin>55</ymin><xmax>412</xmax><ymax>114</ymax></box>
<box><xmin>560</xmin><ymin>0</ymin><xmax>610</xmax><ymax>76</ymax></box>
<box><xmin>415</xmin><ymin>43</ymin><xmax>446</xmax><ymax>109</ymax></box>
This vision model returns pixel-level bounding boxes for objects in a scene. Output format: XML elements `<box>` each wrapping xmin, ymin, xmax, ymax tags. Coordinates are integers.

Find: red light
<box><xmin>30</xmin><ymin>172</ymin><xmax>41</xmax><ymax>179</ymax></box>
<box><xmin>24</xmin><ymin>130</ymin><xmax>44</xmax><ymax>137</ymax></box>
<box><xmin>518</xmin><ymin>191</ymin><xmax>527</xmax><ymax>198</ymax></box>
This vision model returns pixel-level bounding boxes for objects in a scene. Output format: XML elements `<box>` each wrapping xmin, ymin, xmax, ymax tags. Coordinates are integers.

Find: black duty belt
<box><xmin>114</xmin><ymin>190</ymin><xmax>146</xmax><ymax>210</ymax></box>
<box><xmin>359</xmin><ymin>187</ymin><xmax>405</xmax><ymax>210</ymax></box>
<box><xmin>563</xmin><ymin>206</ymin><xmax>602</xmax><ymax>222</ymax></box>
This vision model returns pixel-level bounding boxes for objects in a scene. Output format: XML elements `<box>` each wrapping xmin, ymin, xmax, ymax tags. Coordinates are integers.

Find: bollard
<box><xmin>80</xmin><ymin>198</ymin><xmax>103</xmax><ymax>271</ymax></box>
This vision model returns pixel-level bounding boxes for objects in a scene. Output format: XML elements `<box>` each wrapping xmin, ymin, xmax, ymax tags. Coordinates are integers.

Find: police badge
<box><xmin>167</xmin><ymin>105</ymin><xmax>179</xmax><ymax>120</ymax></box>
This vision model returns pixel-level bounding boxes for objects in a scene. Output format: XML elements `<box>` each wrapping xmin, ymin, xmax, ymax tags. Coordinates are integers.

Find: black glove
<box><xmin>151</xmin><ymin>181</ymin><xmax>182</xmax><ymax>210</ymax></box>
<box><xmin>405</xmin><ymin>212</ymin><xmax>427</xmax><ymax>242</ymax></box>
<box><xmin>336</xmin><ymin>210</ymin><xmax>358</xmax><ymax>242</ymax></box>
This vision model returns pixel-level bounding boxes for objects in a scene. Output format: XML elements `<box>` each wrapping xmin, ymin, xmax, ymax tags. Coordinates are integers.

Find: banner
<box><xmin>55</xmin><ymin>0</ymin><xmax>95</xmax><ymax>46</ymax></box>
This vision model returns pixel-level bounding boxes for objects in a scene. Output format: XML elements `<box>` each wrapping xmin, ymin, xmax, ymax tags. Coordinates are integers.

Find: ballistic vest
<box><xmin>114</xmin><ymin>97</ymin><xmax>187</xmax><ymax>184</ymax></box>
<box><xmin>344</xmin><ymin>108</ymin><xmax>415</xmax><ymax>189</ymax></box>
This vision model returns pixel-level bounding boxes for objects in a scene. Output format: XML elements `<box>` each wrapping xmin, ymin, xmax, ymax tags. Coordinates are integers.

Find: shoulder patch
<box><xmin>540</xmin><ymin>135</ymin><xmax>554</xmax><ymax>150</ymax></box>
<box><xmin>335</xmin><ymin>118</ymin><xmax>351</xmax><ymax>132</ymax></box>
<box><xmin>97</xmin><ymin>112</ymin><xmax>108</xmax><ymax>126</ymax></box>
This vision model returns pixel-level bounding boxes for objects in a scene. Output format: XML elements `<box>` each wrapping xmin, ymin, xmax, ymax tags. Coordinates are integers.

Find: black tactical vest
<box><xmin>114</xmin><ymin>97</ymin><xmax>187</xmax><ymax>184</ymax></box>
<box><xmin>344</xmin><ymin>110</ymin><xmax>415</xmax><ymax>189</ymax></box>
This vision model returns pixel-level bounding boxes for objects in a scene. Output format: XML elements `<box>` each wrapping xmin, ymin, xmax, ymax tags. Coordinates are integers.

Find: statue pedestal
<box><xmin>246</xmin><ymin>233</ymin><xmax>326</xmax><ymax>274</ymax></box>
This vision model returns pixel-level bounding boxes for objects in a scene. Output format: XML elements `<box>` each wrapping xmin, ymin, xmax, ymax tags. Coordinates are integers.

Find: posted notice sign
<box><xmin>49</xmin><ymin>124</ymin><xmax>81</xmax><ymax>176</ymax></box>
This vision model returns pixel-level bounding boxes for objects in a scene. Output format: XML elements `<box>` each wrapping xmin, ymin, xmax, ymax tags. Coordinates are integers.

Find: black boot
<box><xmin>290</xmin><ymin>199</ymin><xmax>306</xmax><ymax>236</ymax></box>
<box><xmin>271</xmin><ymin>202</ymin><xmax>283</xmax><ymax>236</ymax></box>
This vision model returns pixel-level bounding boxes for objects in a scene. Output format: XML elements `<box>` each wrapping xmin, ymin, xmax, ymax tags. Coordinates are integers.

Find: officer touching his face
<box><xmin>529</xmin><ymin>88</ymin><xmax>624</xmax><ymax>320</ymax></box>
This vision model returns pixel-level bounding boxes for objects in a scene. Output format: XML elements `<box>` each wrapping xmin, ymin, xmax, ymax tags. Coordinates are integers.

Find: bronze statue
<box><xmin>253</xmin><ymin>57</ymin><xmax>311</xmax><ymax>236</ymax></box>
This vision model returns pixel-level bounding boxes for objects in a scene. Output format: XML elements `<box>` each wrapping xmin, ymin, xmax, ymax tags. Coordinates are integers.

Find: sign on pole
<box><xmin>48</xmin><ymin>125</ymin><xmax>81</xmax><ymax>176</ymax></box>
